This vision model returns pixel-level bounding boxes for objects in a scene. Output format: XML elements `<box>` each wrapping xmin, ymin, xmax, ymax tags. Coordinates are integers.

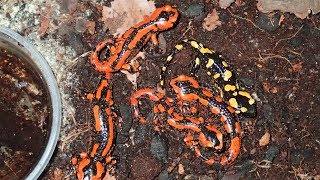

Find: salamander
<box><xmin>72</xmin><ymin>77</ymin><xmax>116</xmax><ymax>180</ymax></box>
<box><xmin>159</xmin><ymin>39</ymin><xmax>256</xmax><ymax>118</ymax></box>
<box><xmin>131</xmin><ymin>75</ymin><xmax>241</xmax><ymax>165</ymax></box>
<box><xmin>73</xmin><ymin>5</ymin><xmax>179</xmax><ymax>180</ymax></box>
<box><xmin>90</xmin><ymin>5</ymin><xmax>179</xmax><ymax>74</ymax></box>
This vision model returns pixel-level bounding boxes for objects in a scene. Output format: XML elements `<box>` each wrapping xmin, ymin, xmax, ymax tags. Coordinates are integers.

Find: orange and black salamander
<box><xmin>131</xmin><ymin>75</ymin><xmax>241</xmax><ymax>165</ymax></box>
<box><xmin>72</xmin><ymin>5</ymin><xmax>179</xmax><ymax>180</ymax></box>
<box><xmin>72</xmin><ymin>77</ymin><xmax>116</xmax><ymax>179</ymax></box>
<box><xmin>90</xmin><ymin>5</ymin><xmax>179</xmax><ymax>74</ymax></box>
<box><xmin>159</xmin><ymin>39</ymin><xmax>256</xmax><ymax>118</ymax></box>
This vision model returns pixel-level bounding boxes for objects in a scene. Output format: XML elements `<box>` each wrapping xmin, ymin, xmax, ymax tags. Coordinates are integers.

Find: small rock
<box><xmin>219</xmin><ymin>11</ymin><xmax>229</xmax><ymax>21</ymax></box>
<box><xmin>133</xmin><ymin>123</ymin><xmax>150</xmax><ymax>146</ymax></box>
<box><xmin>291</xmin><ymin>37</ymin><xmax>303</xmax><ymax>47</ymax></box>
<box><xmin>238</xmin><ymin>78</ymin><xmax>255</xmax><ymax>87</ymax></box>
<box><xmin>150</xmin><ymin>134</ymin><xmax>168</xmax><ymax>161</ymax></box>
<box><xmin>262</xmin><ymin>104</ymin><xmax>274</xmax><ymax>126</ymax></box>
<box><xmin>116</xmin><ymin>104</ymin><xmax>133</xmax><ymax>144</ymax></box>
<box><xmin>264</xmin><ymin>145</ymin><xmax>279</xmax><ymax>162</ymax></box>
<box><xmin>256</xmin><ymin>13</ymin><xmax>280</xmax><ymax>32</ymax></box>
<box><xmin>115</xmin><ymin>134</ymin><xmax>128</xmax><ymax>144</ymax></box>
<box><xmin>221</xmin><ymin>172</ymin><xmax>244</xmax><ymax>180</ymax></box>
<box><xmin>65</xmin><ymin>31</ymin><xmax>85</xmax><ymax>54</ymax></box>
<box><xmin>185</xmin><ymin>3</ymin><xmax>205</xmax><ymax>19</ymax></box>
<box><xmin>290</xmin><ymin>149</ymin><xmax>314</xmax><ymax>166</ymax></box>
<box><xmin>131</xmin><ymin>154</ymin><xmax>162</xmax><ymax>180</ymax></box>
<box><xmin>158</xmin><ymin>170</ymin><xmax>173</xmax><ymax>180</ymax></box>
<box><xmin>222</xmin><ymin>160</ymin><xmax>254</xmax><ymax>180</ymax></box>
<box><xmin>118</xmin><ymin>104</ymin><xmax>133</xmax><ymax>133</ymax></box>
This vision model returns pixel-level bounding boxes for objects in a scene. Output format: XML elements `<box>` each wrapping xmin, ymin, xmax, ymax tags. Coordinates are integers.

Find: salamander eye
<box><xmin>158</xmin><ymin>11</ymin><xmax>172</xmax><ymax>21</ymax></box>
<box><xmin>159</xmin><ymin>17</ymin><xmax>167</xmax><ymax>21</ymax></box>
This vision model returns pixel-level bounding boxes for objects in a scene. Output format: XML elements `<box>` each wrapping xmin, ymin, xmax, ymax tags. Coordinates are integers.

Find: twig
<box><xmin>60</xmin><ymin>126</ymin><xmax>90</xmax><ymax>151</ymax></box>
<box><xmin>4</xmin><ymin>160</ymin><xmax>18</xmax><ymax>179</ymax></box>
<box><xmin>179</xmin><ymin>20</ymin><xmax>193</xmax><ymax>40</ymax></box>
<box><xmin>253</xmin><ymin>53</ymin><xmax>293</xmax><ymax>67</ymax></box>
<box><xmin>67</xmin><ymin>51</ymin><xmax>91</xmax><ymax>70</ymax></box>
<box><xmin>286</xmin><ymin>48</ymin><xmax>304</xmax><ymax>57</ymax></box>
<box><xmin>227</xmin><ymin>9</ymin><xmax>265</xmax><ymax>32</ymax></box>
<box><xmin>256</xmin><ymin>160</ymin><xmax>272</xmax><ymax>169</ymax></box>
<box><xmin>273</xmin><ymin>25</ymin><xmax>304</xmax><ymax>51</ymax></box>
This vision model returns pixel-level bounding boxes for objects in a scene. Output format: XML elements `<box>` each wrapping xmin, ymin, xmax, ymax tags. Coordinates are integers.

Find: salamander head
<box><xmin>229</xmin><ymin>95</ymin><xmax>256</xmax><ymax>118</ymax></box>
<box><xmin>151</xmin><ymin>5</ymin><xmax>179</xmax><ymax>30</ymax></box>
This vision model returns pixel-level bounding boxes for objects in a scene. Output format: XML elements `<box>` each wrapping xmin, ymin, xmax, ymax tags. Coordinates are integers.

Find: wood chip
<box><xmin>202</xmin><ymin>9</ymin><xmax>222</xmax><ymax>31</ymax></box>
<box><xmin>178</xmin><ymin>163</ymin><xmax>185</xmax><ymax>174</ymax></box>
<box><xmin>259</xmin><ymin>131</ymin><xmax>271</xmax><ymax>146</ymax></box>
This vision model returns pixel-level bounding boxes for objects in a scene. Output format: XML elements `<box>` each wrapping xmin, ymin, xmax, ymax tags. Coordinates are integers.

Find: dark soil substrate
<box><xmin>42</xmin><ymin>1</ymin><xmax>319</xmax><ymax>179</ymax></box>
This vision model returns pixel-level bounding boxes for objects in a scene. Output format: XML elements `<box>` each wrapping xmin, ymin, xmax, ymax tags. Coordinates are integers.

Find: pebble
<box><xmin>150</xmin><ymin>133</ymin><xmax>168</xmax><ymax>161</ymax></box>
<box><xmin>185</xmin><ymin>3</ymin><xmax>205</xmax><ymax>19</ymax></box>
<box><xmin>115</xmin><ymin>104</ymin><xmax>133</xmax><ymax>144</ymax></box>
<box><xmin>262</xmin><ymin>104</ymin><xmax>274</xmax><ymax>127</ymax></box>
<box><xmin>158</xmin><ymin>170</ymin><xmax>173</xmax><ymax>180</ymax></box>
<box><xmin>291</xmin><ymin>37</ymin><xmax>303</xmax><ymax>47</ymax></box>
<box><xmin>130</xmin><ymin>154</ymin><xmax>162</xmax><ymax>180</ymax></box>
<box><xmin>264</xmin><ymin>145</ymin><xmax>279</xmax><ymax>162</ymax></box>
<box><xmin>290</xmin><ymin>149</ymin><xmax>314</xmax><ymax>166</ymax></box>
<box><xmin>133</xmin><ymin>123</ymin><xmax>150</xmax><ymax>146</ymax></box>
<box><xmin>256</xmin><ymin>13</ymin><xmax>280</xmax><ymax>32</ymax></box>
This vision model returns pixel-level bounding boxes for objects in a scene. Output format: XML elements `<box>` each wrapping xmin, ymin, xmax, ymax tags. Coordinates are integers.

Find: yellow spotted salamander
<box><xmin>159</xmin><ymin>39</ymin><xmax>256</xmax><ymax>118</ymax></box>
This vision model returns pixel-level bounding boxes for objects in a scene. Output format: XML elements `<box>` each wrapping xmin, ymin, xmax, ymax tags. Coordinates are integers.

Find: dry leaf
<box><xmin>85</xmin><ymin>20</ymin><xmax>96</xmax><ymax>35</ymax></box>
<box><xmin>37</xmin><ymin>3</ymin><xmax>52</xmax><ymax>36</ymax></box>
<box><xmin>67</xmin><ymin>0</ymin><xmax>78</xmax><ymax>13</ymax></box>
<box><xmin>202</xmin><ymin>9</ymin><xmax>222</xmax><ymax>31</ymax></box>
<box><xmin>219</xmin><ymin>0</ymin><xmax>236</xmax><ymax>9</ymax></box>
<box><xmin>271</xmin><ymin>87</ymin><xmax>278</xmax><ymax>94</ymax></box>
<box><xmin>121</xmin><ymin>70</ymin><xmax>139</xmax><ymax>89</ymax></box>
<box><xmin>178</xmin><ymin>163</ymin><xmax>185</xmax><ymax>174</ymax></box>
<box><xmin>262</xmin><ymin>82</ymin><xmax>270</xmax><ymax>92</ymax></box>
<box><xmin>51</xmin><ymin>168</ymin><xmax>64</xmax><ymax>180</ymax></box>
<box><xmin>37</xmin><ymin>14</ymin><xmax>50</xmax><ymax>36</ymax></box>
<box><xmin>101</xmin><ymin>0</ymin><xmax>155</xmax><ymax>36</ymax></box>
<box><xmin>292</xmin><ymin>62</ymin><xmax>303</xmax><ymax>72</ymax></box>
<box><xmin>259</xmin><ymin>131</ymin><xmax>270</xmax><ymax>146</ymax></box>
<box><xmin>257</xmin><ymin>0</ymin><xmax>320</xmax><ymax>19</ymax></box>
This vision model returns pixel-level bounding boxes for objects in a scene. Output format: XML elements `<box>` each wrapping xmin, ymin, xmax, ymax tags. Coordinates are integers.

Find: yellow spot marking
<box><xmin>241</xmin><ymin>107</ymin><xmax>248</xmax><ymax>113</ymax></box>
<box><xmin>249</xmin><ymin>98</ymin><xmax>255</xmax><ymax>105</ymax></box>
<box><xmin>223</xmin><ymin>70</ymin><xmax>232</xmax><ymax>81</ymax></box>
<box><xmin>206</xmin><ymin>59</ymin><xmax>214</xmax><ymax>68</ymax></box>
<box><xmin>183</xmin><ymin>39</ymin><xmax>188</xmax><ymax>42</ymax></box>
<box><xmin>160</xmin><ymin>80</ymin><xmax>164</xmax><ymax>86</ymax></box>
<box><xmin>175</xmin><ymin>44</ymin><xmax>183</xmax><ymax>50</ymax></box>
<box><xmin>166</xmin><ymin>55</ymin><xmax>173</xmax><ymax>61</ymax></box>
<box><xmin>224</xmin><ymin>84</ymin><xmax>236</xmax><ymax>91</ymax></box>
<box><xmin>238</xmin><ymin>91</ymin><xmax>254</xmax><ymax>102</ymax></box>
<box><xmin>200</xmin><ymin>47</ymin><xmax>213</xmax><ymax>54</ymax></box>
<box><xmin>232</xmin><ymin>92</ymin><xmax>238</xmax><ymax>96</ymax></box>
<box><xmin>195</xmin><ymin>57</ymin><xmax>200</xmax><ymax>65</ymax></box>
<box><xmin>190</xmin><ymin>41</ymin><xmax>199</xmax><ymax>48</ymax></box>
<box><xmin>229</xmin><ymin>98</ymin><xmax>238</xmax><ymax>108</ymax></box>
<box><xmin>222</xmin><ymin>61</ymin><xmax>229</xmax><ymax>67</ymax></box>
<box><xmin>159</xmin><ymin>75</ymin><xmax>162</xmax><ymax>79</ymax></box>
<box><xmin>235</xmin><ymin>110</ymin><xmax>241</xmax><ymax>114</ymax></box>
<box><xmin>162</xmin><ymin>66</ymin><xmax>166</xmax><ymax>71</ymax></box>
<box><xmin>207</xmin><ymin>71</ymin><xmax>212</xmax><ymax>76</ymax></box>
<box><xmin>213</xmin><ymin>73</ymin><xmax>220</xmax><ymax>79</ymax></box>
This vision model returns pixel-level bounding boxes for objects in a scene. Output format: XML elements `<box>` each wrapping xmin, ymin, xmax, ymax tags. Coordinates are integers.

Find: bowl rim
<box><xmin>0</xmin><ymin>26</ymin><xmax>61</xmax><ymax>180</ymax></box>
